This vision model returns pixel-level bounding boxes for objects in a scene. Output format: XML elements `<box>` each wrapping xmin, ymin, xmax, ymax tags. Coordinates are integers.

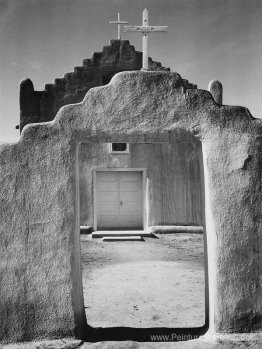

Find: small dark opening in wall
<box><xmin>112</xmin><ymin>143</ymin><xmax>127</xmax><ymax>152</ymax></box>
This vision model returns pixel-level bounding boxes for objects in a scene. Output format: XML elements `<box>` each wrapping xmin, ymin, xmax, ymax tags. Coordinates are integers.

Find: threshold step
<box><xmin>92</xmin><ymin>231</ymin><xmax>153</xmax><ymax>238</ymax></box>
<box><xmin>103</xmin><ymin>236</ymin><xmax>144</xmax><ymax>242</ymax></box>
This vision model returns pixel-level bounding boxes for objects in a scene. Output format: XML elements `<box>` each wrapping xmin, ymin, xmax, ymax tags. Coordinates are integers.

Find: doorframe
<box><xmin>93</xmin><ymin>168</ymin><xmax>147</xmax><ymax>231</ymax></box>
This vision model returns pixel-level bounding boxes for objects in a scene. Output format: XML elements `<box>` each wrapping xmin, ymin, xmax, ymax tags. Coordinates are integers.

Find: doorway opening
<box><xmin>77</xmin><ymin>139</ymin><xmax>208</xmax><ymax>342</ymax></box>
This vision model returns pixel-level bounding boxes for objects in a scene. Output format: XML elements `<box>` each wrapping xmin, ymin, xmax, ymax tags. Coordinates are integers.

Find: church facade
<box><xmin>79</xmin><ymin>139</ymin><xmax>203</xmax><ymax>231</ymax></box>
<box><xmin>19</xmin><ymin>40</ymin><xmax>203</xmax><ymax>231</ymax></box>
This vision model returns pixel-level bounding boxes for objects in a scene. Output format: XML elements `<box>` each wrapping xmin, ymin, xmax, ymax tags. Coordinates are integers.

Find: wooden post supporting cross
<box><xmin>109</xmin><ymin>13</ymin><xmax>128</xmax><ymax>40</ymax></box>
<box><xmin>124</xmin><ymin>9</ymin><xmax>168</xmax><ymax>70</ymax></box>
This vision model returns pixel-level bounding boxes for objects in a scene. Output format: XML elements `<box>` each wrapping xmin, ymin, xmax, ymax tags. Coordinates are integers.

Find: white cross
<box><xmin>124</xmin><ymin>9</ymin><xmax>168</xmax><ymax>71</ymax></box>
<box><xmin>109</xmin><ymin>13</ymin><xmax>128</xmax><ymax>40</ymax></box>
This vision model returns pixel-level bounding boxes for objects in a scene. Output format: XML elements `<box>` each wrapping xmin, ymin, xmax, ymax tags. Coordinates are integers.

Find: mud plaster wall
<box><xmin>0</xmin><ymin>71</ymin><xmax>262</xmax><ymax>343</ymax></box>
<box><xmin>79</xmin><ymin>142</ymin><xmax>202</xmax><ymax>227</ymax></box>
<box><xmin>19</xmin><ymin>40</ymin><xmax>175</xmax><ymax>131</ymax></box>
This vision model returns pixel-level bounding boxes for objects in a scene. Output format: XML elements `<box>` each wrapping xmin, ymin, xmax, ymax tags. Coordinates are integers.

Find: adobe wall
<box><xmin>79</xmin><ymin>142</ymin><xmax>203</xmax><ymax>227</ymax></box>
<box><xmin>19</xmin><ymin>40</ymin><xmax>182</xmax><ymax>131</ymax></box>
<box><xmin>0</xmin><ymin>71</ymin><xmax>261</xmax><ymax>343</ymax></box>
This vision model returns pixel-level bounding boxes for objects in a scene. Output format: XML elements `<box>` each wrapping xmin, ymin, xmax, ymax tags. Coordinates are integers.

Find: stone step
<box><xmin>103</xmin><ymin>236</ymin><xmax>144</xmax><ymax>242</ymax></box>
<box><xmin>92</xmin><ymin>230</ymin><xmax>153</xmax><ymax>238</ymax></box>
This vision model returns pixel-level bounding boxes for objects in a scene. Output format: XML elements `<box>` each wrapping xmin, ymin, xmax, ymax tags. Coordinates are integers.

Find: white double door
<box><xmin>96</xmin><ymin>171</ymin><xmax>143</xmax><ymax>230</ymax></box>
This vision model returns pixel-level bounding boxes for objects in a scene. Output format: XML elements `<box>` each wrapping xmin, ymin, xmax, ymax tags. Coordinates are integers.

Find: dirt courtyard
<box><xmin>80</xmin><ymin>233</ymin><xmax>205</xmax><ymax>328</ymax></box>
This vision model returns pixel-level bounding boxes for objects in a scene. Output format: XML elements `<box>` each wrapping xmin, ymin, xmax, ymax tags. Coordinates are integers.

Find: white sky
<box><xmin>0</xmin><ymin>0</ymin><xmax>262</xmax><ymax>142</ymax></box>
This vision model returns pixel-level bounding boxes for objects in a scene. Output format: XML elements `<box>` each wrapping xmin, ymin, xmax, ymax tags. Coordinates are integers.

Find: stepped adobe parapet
<box><xmin>19</xmin><ymin>40</ymin><xmax>197</xmax><ymax>132</ymax></box>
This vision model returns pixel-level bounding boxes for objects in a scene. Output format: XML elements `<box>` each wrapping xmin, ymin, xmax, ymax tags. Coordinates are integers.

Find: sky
<box><xmin>0</xmin><ymin>0</ymin><xmax>262</xmax><ymax>143</ymax></box>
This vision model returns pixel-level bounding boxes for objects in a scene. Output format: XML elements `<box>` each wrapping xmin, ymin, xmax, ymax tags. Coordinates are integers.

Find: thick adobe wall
<box><xmin>203</xmin><ymin>125</ymin><xmax>262</xmax><ymax>333</ymax></box>
<box><xmin>1</xmin><ymin>71</ymin><xmax>261</xmax><ymax>343</ymax></box>
<box><xmin>20</xmin><ymin>40</ymin><xmax>191</xmax><ymax>131</ymax></box>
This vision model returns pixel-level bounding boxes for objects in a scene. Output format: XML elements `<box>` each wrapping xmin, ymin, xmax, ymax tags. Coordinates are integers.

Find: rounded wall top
<box><xmin>20</xmin><ymin>78</ymin><xmax>34</xmax><ymax>91</ymax></box>
<box><xmin>208</xmin><ymin>79</ymin><xmax>223</xmax><ymax>105</ymax></box>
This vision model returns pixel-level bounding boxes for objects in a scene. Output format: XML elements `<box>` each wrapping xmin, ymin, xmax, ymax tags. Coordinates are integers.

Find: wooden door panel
<box><xmin>120</xmin><ymin>214</ymin><xmax>142</xmax><ymax>227</ymax></box>
<box><xmin>120</xmin><ymin>202</ymin><xmax>140</xmax><ymax>213</ymax></box>
<box><xmin>119</xmin><ymin>182</ymin><xmax>140</xmax><ymax>192</ymax></box>
<box><xmin>98</xmin><ymin>215</ymin><xmax>118</xmax><ymax>228</ymax></box>
<box><xmin>119</xmin><ymin>172</ymin><xmax>142</xmax><ymax>228</ymax></box>
<box><xmin>98</xmin><ymin>182</ymin><xmax>118</xmax><ymax>192</ymax></box>
<box><xmin>96</xmin><ymin>171</ymin><xmax>143</xmax><ymax>229</ymax></box>
<box><xmin>97</xmin><ymin>172</ymin><xmax>118</xmax><ymax>229</ymax></box>
<box><xmin>99</xmin><ymin>192</ymin><xmax>118</xmax><ymax>202</ymax></box>
<box><xmin>119</xmin><ymin>172</ymin><xmax>140</xmax><ymax>181</ymax></box>
<box><xmin>98</xmin><ymin>172</ymin><xmax>118</xmax><ymax>181</ymax></box>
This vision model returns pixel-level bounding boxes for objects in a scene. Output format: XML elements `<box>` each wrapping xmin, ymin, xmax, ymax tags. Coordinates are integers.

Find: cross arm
<box><xmin>110</xmin><ymin>21</ymin><xmax>128</xmax><ymax>24</ymax></box>
<box><xmin>147</xmin><ymin>26</ymin><xmax>168</xmax><ymax>32</ymax></box>
<box><xmin>124</xmin><ymin>26</ymin><xmax>146</xmax><ymax>32</ymax></box>
<box><xmin>124</xmin><ymin>26</ymin><xmax>168</xmax><ymax>33</ymax></box>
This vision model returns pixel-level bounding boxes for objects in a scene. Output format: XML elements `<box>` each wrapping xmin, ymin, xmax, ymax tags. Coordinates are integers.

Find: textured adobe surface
<box><xmin>208</xmin><ymin>80</ymin><xmax>223</xmax><ymax>105</ymax></box>
<box><xmin>19</xmin><ymin>40</ymin><xmax>177</xmax><ymax>131</ymax></box>
<box><xmin>1</xmin><ymin>71</ymin><xmax>262</xmax><ymax>343</ymax></box>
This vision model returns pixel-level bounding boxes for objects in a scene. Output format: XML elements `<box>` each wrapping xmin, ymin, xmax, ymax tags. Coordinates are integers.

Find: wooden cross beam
<box><xmin>109</xmin><ymin>13</ymin><xmax>128</xmax><ymax>40</ymax></box>
<box><xmin>124</xmin><ymin>9</ymin><xmax>168</xmax><ymax>70</ymax></box>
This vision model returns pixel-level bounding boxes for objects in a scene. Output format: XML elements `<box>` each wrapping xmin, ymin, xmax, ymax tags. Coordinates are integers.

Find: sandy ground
<box><xmin>3</xmin><ymin>235</ymin><xmax>262</xmax><ymax>348</ymax></box>
<box><xmin>80</xmin><ymin>233</ymin><xmax>205</xmax><ymax>328</ymax></box>
<box><xmin>3</xmin><ymin>334</ymin><xmax>262</xmax><ymax>349</ymax></box>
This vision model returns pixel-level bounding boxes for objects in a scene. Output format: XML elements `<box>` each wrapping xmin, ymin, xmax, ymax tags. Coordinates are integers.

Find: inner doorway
<box><xmin>94</xmin><ymin>170</ymin><xmax>144</xmax><ymax>230</ymax></box>
<box><xmin>79</xmin><ymin>141</ymin><xmax>207</xmax><ymax>341</ymax></box>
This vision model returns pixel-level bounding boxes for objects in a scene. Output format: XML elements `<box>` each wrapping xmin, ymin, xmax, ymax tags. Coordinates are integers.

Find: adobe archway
<box><xmin>76</xmin><ymin>134</ymin><xmax>208</xmax><ymax>341</ymax></box>
<box><xmin>0</xmin><ymin>71</ymin><xmax>261</xmax><ymax>343</ymax></box>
